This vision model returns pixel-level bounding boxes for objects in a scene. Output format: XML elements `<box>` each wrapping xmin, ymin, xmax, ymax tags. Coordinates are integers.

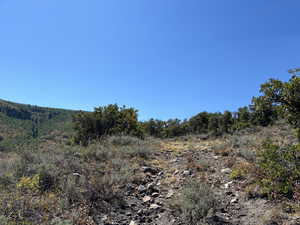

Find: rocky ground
<box><xmin>95</xmin><ymin>126</ymin><xmax>300</xmax><ymax>225</ymax></box>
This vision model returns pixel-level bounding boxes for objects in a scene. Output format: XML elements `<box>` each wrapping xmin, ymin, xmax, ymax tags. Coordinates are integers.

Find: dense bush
<box><xmin>73</xmin><ymin>104</ymin><xmax>144</xmax><ymax>145</ymax></box>
<box><xmin>258</xmin><ymin>71</ymin><xmax>300</xmax><ymax>140</ymax></box>
<box><xmin>250</xmin><ymin>96</ymin><xmax>278</xmax><ymax>126</ymax></box>
<box><xmin>257</xmin><ymin>140</ymin><xmax>300</xmax><ymax>198</ymax></box>
<box><xmin>164</xmin><ymin>119</ymin><xmax>190</xmax><ymax>138</ymax></box>
<box><xmin>142</xmin><ymin>118</ymin><xmax>190</xmax><ymax>138</ymax></box>
<box><xmin>142</xmin><ymin>119</ymin><xmax>166</xmax><ymax>138</ymax></box>
<box><xmin>189</xmin><ymin>112</ymin><xmax>210</xmax><ymax>134</ymax></box>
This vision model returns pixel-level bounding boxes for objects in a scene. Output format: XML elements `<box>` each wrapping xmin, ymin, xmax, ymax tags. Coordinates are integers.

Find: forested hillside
<box><xmin>0</xmin><ymin>99</ymin><xmax>76</xmax><ymax>150</ymax></box>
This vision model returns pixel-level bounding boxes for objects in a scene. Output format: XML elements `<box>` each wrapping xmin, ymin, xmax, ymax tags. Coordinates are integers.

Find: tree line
<box><xmin>73</xmin><ymin>69</ymin><xmax>300</xmax><ymax>145</ymax></box>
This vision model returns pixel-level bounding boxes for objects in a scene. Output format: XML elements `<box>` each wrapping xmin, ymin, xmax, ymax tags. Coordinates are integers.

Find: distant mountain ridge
<box><xmin>0</xmin><ymin>99</ymin><xmax>77</xmax><ymax>149</ymax></box>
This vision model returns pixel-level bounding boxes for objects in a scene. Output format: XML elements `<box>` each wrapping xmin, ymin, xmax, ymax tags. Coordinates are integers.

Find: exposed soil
<box><xmin>95</xmin><ymin>133</ymin><xmax>300</xmax><ymax>225</ymax></box>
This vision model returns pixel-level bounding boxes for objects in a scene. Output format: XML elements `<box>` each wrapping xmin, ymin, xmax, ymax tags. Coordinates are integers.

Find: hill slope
<box><xmin>0</xmin><ymin>99</ymin><xmax>77</xmax><ymax>149</ymax></box>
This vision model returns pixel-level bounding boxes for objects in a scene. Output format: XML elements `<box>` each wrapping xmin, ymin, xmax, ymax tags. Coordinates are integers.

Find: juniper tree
<box><xmin>259</xmin><ymin>69</ymin><xmax>300</xmax><ymax>140</ymax></box>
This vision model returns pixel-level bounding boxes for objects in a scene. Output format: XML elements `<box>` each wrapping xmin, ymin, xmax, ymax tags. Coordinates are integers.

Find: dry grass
<box><xmin>0</xmin><ymin>121</ymin><xmax>297</xmax><ymax>224</ymax></box>
<box><xmin>169</xmin><ymin>179</ymin><xmax>217</xmax><ymax>225</ymax></box>
<box><xmin>230</xmin><ymin>161</ymin><xmax>255</xmax><ymax>180</ymax></box>
<box><xmin>0</xmin><ymin>137</ymin><xmax>157</xmax><ymax>225</ymax></box>
<box><xmin>159</xmin><ymin>138</ymin><xmax>222</xmax><ymax>154</ymax></box>
<box><xmin>162</xmin><ymin>175</ymin><xmax>179</xmax><ymax>186</ymax></box>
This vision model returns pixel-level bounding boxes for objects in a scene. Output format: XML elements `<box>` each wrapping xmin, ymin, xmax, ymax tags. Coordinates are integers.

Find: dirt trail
<box><xmin>148</xmin><ymin>139</ymin><xmax>300</xmax><ymax>225</ymax></box>
<box><xmin>100</xmin><ymin>138</ymin><xmax>300</xmax><ymax>225</ymax></box>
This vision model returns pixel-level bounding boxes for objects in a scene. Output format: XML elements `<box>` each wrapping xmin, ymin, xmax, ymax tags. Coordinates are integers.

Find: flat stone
<box><xmin>137</xmin><ymin>185</ymin><xmax>146</xmax><ymax>193</ymax></box>
<box><xmin>150</xmin><ymin>204</ymin><xmax>160</xmax><ymax>210</ymax></box>
<box><xmin>221</xmin><ymin>168</ymin><xmax>232</xmax><ymax>174</ymax></box>
<box><xmin>143</xmin><ymin>196</ymin><xmax>152</xmax><ymax>203</ymax></box>
<box><xmin>129</xmin><ymin>221</ymin><xmax>137</xmax><ymax>225</ymax></box>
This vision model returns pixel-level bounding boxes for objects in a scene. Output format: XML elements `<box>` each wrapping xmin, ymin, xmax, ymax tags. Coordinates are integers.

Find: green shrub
<box><xmin>257</xmin><ymin>140</ymin><xmax>300</xmax><ymax>198</ymax></box>
<box><xmin>50</xmin><ymin>218</ymin><xmax>72</xmax><ymax>225</ymax></box>
<box><xmin>258</xmin><ymin>72</ymin><xmax>300</xmax><ymax>141</ymax></box>
<box><xmin>81</xmin><ymin>144</ymin><xmax>113</xmax><ymax>162</ymax></box>
<box><xmin>238</xmin><ymin>149</ymin><xmax>256</xmax><ymax>162</ymax></box>
<box><xmin>122</xmin><ymin>146</ymin><xmax>153</xmax><ymax>159</ymax></box>
<box><xmin>230</xmin><ymin>162</ymin><xmax>253</xmax><ymax>180</ymax></box>
<box><xmin>72</xmin><ymin>104</ymin><xmax>144</xmax><ymax>146</ymax></box>
<box><xmin>230</xmin><ymin>169</ymin><xmax>244</xmax><ymax>180</ymax></box>
<box><xmin>16</xmin><ymin>174</ymin><xmax>40</xmax><ymax>191</ymax></box>
<box><xmin>0</xmin><ymin>175</ymin><xmax>13</xmax><ymax>188</ymax></box>
<box><xmin>0</xmin><ymin>215</ymin><xmax>9</xmax><ymax>224</ymax></box>
<box><xmin>170</xmin><ymin>180</ymin><xmax>216</xmax><ymax>225</ymax></box>
<box><xmin>106</xmin><ymin>135</ymin><xmax>142</xmax><ymax>146</ymax></box>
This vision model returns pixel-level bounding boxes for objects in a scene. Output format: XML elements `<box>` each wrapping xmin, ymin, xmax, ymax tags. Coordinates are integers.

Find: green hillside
<box><xmin>0</xmin><ymin>99</ymin><xmax>77</xmax><ymax>150</ymax></box>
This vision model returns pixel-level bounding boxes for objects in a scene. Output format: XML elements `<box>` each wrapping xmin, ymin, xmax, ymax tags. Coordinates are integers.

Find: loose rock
<box><xmin>150</xmin><ymin>204</ymin><xmax>161</xmax><ymax>210</ymax></box>
<box><xmin>221</xmin><ymin>168</ymin><xmax>232</xmax><ymax>174</ymax></box>
<box><xmin>143</xmin><ymin>196</ymin><xmax>152</xmax><ymax>203</ymax></box>
<box><xmin>129</xmin><ymin>221</ymin><xmax>137</xmax><ymax>225</ymax></box>
<box><xmin>182</xmin><ymin>170</ymin><xmax>191</xmax><ymax>176</ymax></box>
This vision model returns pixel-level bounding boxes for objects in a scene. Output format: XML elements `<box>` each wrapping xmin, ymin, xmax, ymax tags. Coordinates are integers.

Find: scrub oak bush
<box><xmin>257</xmin><ymin>140</ymin><xmax>300</xmax><ymax>198</ymax></box>
<box><xmin>230</xmin><ymin>162</ymin><xmax>253</xmax><ymax>180</ymax></box>
<box><xmin>73</xmin><ymin>104</ymin><xmax>144</xmax><ymax>145</ymax></box>
<box><xmin>258</xmin><ymin>71</ymin><xmax>300</xmax><ymax>140</ymax></box>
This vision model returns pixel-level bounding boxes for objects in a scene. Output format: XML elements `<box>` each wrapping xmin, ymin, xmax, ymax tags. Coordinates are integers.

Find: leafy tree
<box><xmin>73</xmin><ymin>104</ymin><xmax>143</xmax><ymax>145</ymax></box>
<box><xmin>234</xmin><ymin>106</ymin><xmax>251</xmax><ymax>130</ymax></box>
<box><xmin>220</xmin><ymin>111</ymin><xmax>234</xmax><ymax>133</ymax></box>
<box><xmin>208</xmin><ymin>114</ymin><xmax>220</xmax><ymax>135</ymax></box>
<box><xmin>163</xmin><ymin>119</ymin><xmax>189</xmax><ymax>138</ymax></box>
<box><xmin>72</xmin><ymin>111</ymin><xmax>97</xmax><ymax>145</ymax></box>
<box><xmin>259</xmin><ymin>70</ymin><xmax>300</xmax><ymax>140</ymax></box>
<box><xmin>189</xmin><ymin>112</ymin><xmax>209</xmax><ymax>134</ymax></box>
<box><xmin>142</xmin><ymin>119</ymin><xmax>165</xmax><ymax>138</ymax></box>
<box><xmin>237</xmin><ymin>106</ymin><xmax>251</xmax><ymax>123</ymax></box>
<box><xmin>250</xmin><ymin>96</ymin><xmax>278</xmax><ymax>126</ymax></box>
<box><xmin>143</xmin><ymin>118</ymin><xmax>189</xmax><ymax>138</ymax></box>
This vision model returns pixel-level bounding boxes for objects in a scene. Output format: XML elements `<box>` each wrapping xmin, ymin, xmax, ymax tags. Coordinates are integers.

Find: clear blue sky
<box><xmin>0</xmin><ymin>0</ymin><xmax>299</xmax><ymax>120</ymax></box>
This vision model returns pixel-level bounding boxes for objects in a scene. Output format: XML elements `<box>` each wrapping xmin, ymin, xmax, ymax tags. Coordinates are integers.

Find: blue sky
<box><xmin>0</xmin><ymin>0</ymin><xmax>299</xmax><ymax>120</ymax></box>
